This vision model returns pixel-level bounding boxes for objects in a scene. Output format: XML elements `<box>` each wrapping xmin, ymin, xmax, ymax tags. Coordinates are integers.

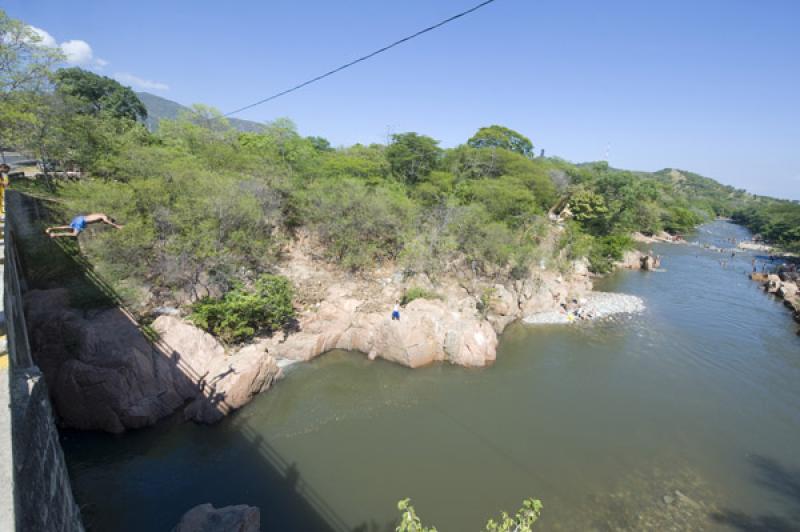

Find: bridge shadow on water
<box><xmin>710</xmin><ymin>454</ymin><xmax>800</xmax><ymax>532</ymax></box>
<box><xmin>10</xmin><ymin>191</ymin><xmax>377</xmax><ymax>531</ymax></box>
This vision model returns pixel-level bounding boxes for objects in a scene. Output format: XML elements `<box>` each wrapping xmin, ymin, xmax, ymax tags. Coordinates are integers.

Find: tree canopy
<box><xmin>55</xmin><ymin>67</ymin><xmax>147</xmax><ymax>121</ymax></box>
<box><xmin>386</xmin><ymin>132</ymin><xmax>441</xmax><ymax>184</ymax></box>
<box><xmin>468</xmin><ymin>125</ymin><xmax>534</xmax><ymax>158</ymax></box>
<box><xmin>0</xmin><ymin>10</ymin><xmax>63</xmax><ymax>97</ymax></box>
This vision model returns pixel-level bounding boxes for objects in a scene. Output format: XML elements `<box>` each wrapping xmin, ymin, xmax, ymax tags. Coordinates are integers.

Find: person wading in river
<box><xmin>45</xmin><ymin>213</ymin><xmax>123</xmax><ymax>238</ymax></box>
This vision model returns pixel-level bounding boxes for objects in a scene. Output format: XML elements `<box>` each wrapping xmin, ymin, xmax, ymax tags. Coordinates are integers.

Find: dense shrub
<box><xmin>298</xmin><ymin>178</ymin><xmax>415</xmax><ymax>270</ymax></box>
<box><xmin>588</xmin><ymin>234</ymin><xmax>635</xmax><ymax>274</ymax></box>
<box><xmin>190</xmin><ymin>274</ymin><xmax>294</xmax><ymax>343</ymax></box>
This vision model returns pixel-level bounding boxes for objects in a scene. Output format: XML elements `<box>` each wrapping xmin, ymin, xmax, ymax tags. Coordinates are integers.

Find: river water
<box><xmin>61</xmin><ymin>221</ymin><xmax>800</xmax><ymax>531</ymax></box>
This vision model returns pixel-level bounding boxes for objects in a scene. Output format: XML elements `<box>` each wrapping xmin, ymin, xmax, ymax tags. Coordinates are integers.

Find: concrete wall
<box><xmin>1</xmin><ymin>208</ymin><xmax>85</xmax><ymax>532</ymax></box>
<box><xmin>11</xmin><ymin>368</ymin><xmax>84</xmax><ymax>532</ymax></box>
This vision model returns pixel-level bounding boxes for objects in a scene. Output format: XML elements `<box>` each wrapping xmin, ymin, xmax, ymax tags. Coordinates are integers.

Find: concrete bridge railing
<box><xmin>0</xmin><ymin>207</ymin><xmax>85</xmax><ymax>532</ymax></box>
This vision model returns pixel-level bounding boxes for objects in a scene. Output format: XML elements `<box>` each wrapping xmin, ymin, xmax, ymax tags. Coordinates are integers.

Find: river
<box><xmin>61</xmin><ymin>221</ymin><xmax>800</xmax><ymax>531</ymax></box>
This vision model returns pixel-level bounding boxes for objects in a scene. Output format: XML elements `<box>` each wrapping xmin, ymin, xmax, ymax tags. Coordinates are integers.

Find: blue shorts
<box><xmin>391</xmin><ymin>310</ymin><xmax>400</xmax><ymax>320</ymax></box>
<box><xmin>70</xmin><ymin>216</ymin><xmax>87</xmax><ymax>233</ymax></box>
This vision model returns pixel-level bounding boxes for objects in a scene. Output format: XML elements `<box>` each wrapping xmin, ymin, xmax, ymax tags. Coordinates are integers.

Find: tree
<box><xmin>0</xmin><ymin>9</ymin><xmax>63</xmax><ymax>98</ymax></box>
<box><xmin>54</xmin><ymin>67</ymin><xmax>147</xmax><ymax>121</ymax></box>
<box><xmin>386</xmin><ymin>132</ymin><xmax>441</xmax><ymax>184</ymax></box>
<box><xmin>468</xmin><ymin>125</ymin><xmax>534</xmax><ymax>158</ymax></box>
<box><xmin>307</xmin><ymin>135</ymin><xmax>333</xmax><ymax>152</ymax></box>
<box><xmin>0</xmin><ymin>10</ymin><xmax>64</xmax><ymax>159</ymax></box>
<box><xmin>568</xmin><ymin>188</ymin><xmax>609</xmax><ymax>234</ymax></box>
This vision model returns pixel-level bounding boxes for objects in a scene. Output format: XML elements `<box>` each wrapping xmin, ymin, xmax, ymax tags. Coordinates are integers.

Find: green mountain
<box><xmin>136</xmin><ymin>92</ymin><xmax>266</xmax><ymax>133</ymax></box>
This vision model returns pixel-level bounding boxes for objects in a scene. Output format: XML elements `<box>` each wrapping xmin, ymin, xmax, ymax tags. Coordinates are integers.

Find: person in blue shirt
<box><xmin>45</xmin><ymin>213</ymin><xmax>123</xmax><ymax>238</ymax></box>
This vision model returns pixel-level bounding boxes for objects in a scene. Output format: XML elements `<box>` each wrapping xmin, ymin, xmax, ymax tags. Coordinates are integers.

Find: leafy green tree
<box><xmin>55</xmin><ymin>67</ymin><xmax>147</xmax><ymax>121</ymax></box>
<box><xmin>0</xmin><ymin>10</ymin><xmax>64</xmax><ymax>161</ymax></box>
<box><xmin>307</xmin><ymin>135</ymin><xmax>333</xmax><ymax>152</ymax></box>
<box><xmin>0</xmin><ymin>10</ymin><xmax>63</xmax><ymax>98</ymax></box>
<box><xmin>468</xmin><ymin>125</ymin><xmax>534</xmax><ymax>158</ymax></box>
<box><xmin>319</xmin><ymin>144</ymin><xmax>389</xmax><ymax>184</ymax></box>
<box><xmin>569</xmin><ymin>188</ymin><xmax>609</xmax><ymax>234</ymax></box>
<box><xmin>239</xmin><ymin>117</ymin><xmax>318</xmax><ymax>175</ymax></box>
<box><xmin>386</xmin><ymin>132</ymin><xmax>441</xmax><ymax>184</ymax></box>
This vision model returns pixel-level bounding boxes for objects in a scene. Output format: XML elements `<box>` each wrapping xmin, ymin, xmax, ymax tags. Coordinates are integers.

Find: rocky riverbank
<box><xmin>24</xmin><ymin>289</ymin><xmax>281</xmax><ymax>432</ymax></box>
<box><xmin>751</xmin><ymin>271</ymin><xmax>800</xmax><ymax>333</ymax></box>
<box><xmin>23</xmin><ymin>227</ymin><xmax>658</xmax><ymax>432</ymax></box>
<box><xmin>523</xmin><ymin>292</ymin><xmax>646</xmax><ymax>325</ymax></box>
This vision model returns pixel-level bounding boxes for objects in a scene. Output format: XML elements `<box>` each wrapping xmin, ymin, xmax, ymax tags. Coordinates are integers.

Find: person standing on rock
<box><xmin>45</xmin><ymin>213</ymin><xmax>123</xmax><ymax>238</ymax></box>
<box><xmin>391</xmin><ymin>301</ymin><xmax>400</xmax><ymax>321</ymax></box>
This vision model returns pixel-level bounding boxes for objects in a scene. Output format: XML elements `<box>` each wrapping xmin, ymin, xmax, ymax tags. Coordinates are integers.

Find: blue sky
<box><xmin>7</xmin><ymin>0</ymin><xmax>800</xmax><ymax>199</ymax></box>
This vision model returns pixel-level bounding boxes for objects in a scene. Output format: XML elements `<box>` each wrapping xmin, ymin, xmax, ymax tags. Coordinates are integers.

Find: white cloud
<box><xmin>28</xmin><ymin>26</ymin><xmax>57</xmax><ymax>48</ymax></box>
<box><xmin>26</xmin><ymin>26</ymin><xmax>107</xmax><ymax>69</ymax></box>
<box><xmin>114</xmin><ymin>72</ymin><xmax>169</xmax><ymax>91</ymax></box>
<box><xmin>60</xmin><ymin>39</ymin><xmax>93</xmax><ymax>65</ymax></box>
<box><xmin>22</xmin><ymin>24</ymin><xmax>168</xmax><ymax>91</ymax></box>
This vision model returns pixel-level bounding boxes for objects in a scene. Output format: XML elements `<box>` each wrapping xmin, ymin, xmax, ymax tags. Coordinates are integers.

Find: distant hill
<box><xmin>136</xmin><ymin>92</ymin><xmax>266</xmax><ymax>133</ymax></box>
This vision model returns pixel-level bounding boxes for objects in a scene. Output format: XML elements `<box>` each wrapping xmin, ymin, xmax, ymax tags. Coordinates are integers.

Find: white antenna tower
<box><xmin>605</xmin><ymin>141</ymin><xmax>611</xmax><ymax>164</ymax></box>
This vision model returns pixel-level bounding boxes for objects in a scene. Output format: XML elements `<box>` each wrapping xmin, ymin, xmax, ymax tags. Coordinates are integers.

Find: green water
<box><xmin>62</xmin><ymin>221</ymin><xmax>800</xmax><ymax>531</ymax></box>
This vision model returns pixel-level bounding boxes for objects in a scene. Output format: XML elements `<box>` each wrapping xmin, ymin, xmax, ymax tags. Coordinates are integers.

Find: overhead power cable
<box><xmin>224</xmin><ymin>0</ymin><xmax>500</xmax><ymax>117</ymax></box>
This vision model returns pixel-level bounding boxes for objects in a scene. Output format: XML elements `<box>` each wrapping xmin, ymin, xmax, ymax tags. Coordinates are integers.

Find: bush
<box><xmin>588</xmin><ymin>234</ymin><xmax>634</xmax><ymax>274</ymax></box>
<box><xmin>190</xmin><ymin>274</ymin><xmax>294</xmax><ymax>343</ymax></box>
<box><xmin>401</xmin><ymin>287</ymin><xmax>442</xmax><ymax>306</ymax></box>
<box><xmin>455</xmin><ymin>176</ymin><xmax>539</xmax><ymax>226</ymax></box>
<box><xmin>396</xmin><ymin>497</ymin><xmax>542</xmax><ymax>532</ymax></box>
<box><xmin>299</xmin><ymin>178</ymin><xmax>415</xmax><ymax>270</ymax></box>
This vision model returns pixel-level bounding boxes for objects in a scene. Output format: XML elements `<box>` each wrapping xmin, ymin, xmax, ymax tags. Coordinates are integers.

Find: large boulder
<box><xmin>619</xmin><ymin>250</ymin><xmax>644</xmax><ymax>269</ymax></box>
<box><xmin>776</xmin><ymin>281</ymin><xmax>798</xmax><ymax>300</ymax></box>
<box><xmin>25</xmin><ymin>290</ymin><xmax>281</xmax><ymax>432</ymax></box>
<box><xmin>443</xmin><ymin>319</ymin><xmax>497</xmax><ymax>367</ymax></box>
<box><xmin>765</xmin><ymin>275</ymin><xmax>782</xmax><ymax>294</ymax></box>
<box><xmin>368</xmin><ymin>301</ymin><xmax>446</xmax><ymax>367</ymax></box>
<box><xmin>25</xmin><ymin>289</ymin><xmax>186</xmax><ymax>433</ymax></box>
<box><xmin>152</xmin><ymin>316</ymin><xmax>281</xmax><ymax>424</ymax></box>
<box><xmin>489</xmin><ymin>284</ymin><xmax>517</xmax><ymax>316</ymax></box>
<box><xmin>173</xmin><ymin>503</ymin><xmax>260</xmax><ymax>532</ymax></box>
<box><xmin>640</xmin><ymin>254</ymin><xmax>660</xmax><ymax>271</ymax></box>
<box><xmin>183</xmin><ymin>343</ymin><xmax>280</xmax><ymax>424</ymax></box>
<box><xmin>153</xmin><ymin>315</ymin><xmax>225</xmax><ymax>398</ymax></box>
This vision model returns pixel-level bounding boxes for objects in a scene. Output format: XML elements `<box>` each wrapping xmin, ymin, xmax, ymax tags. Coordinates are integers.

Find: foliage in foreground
<box><xmin>189</xmin><ymin>274</ymin><xmax>294</xmax><ymax>343</ymax></box>
<box><xmin>396</xmin><ymin>498</ymin><xmax>543</xmax><ymax>532</ymax></box>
